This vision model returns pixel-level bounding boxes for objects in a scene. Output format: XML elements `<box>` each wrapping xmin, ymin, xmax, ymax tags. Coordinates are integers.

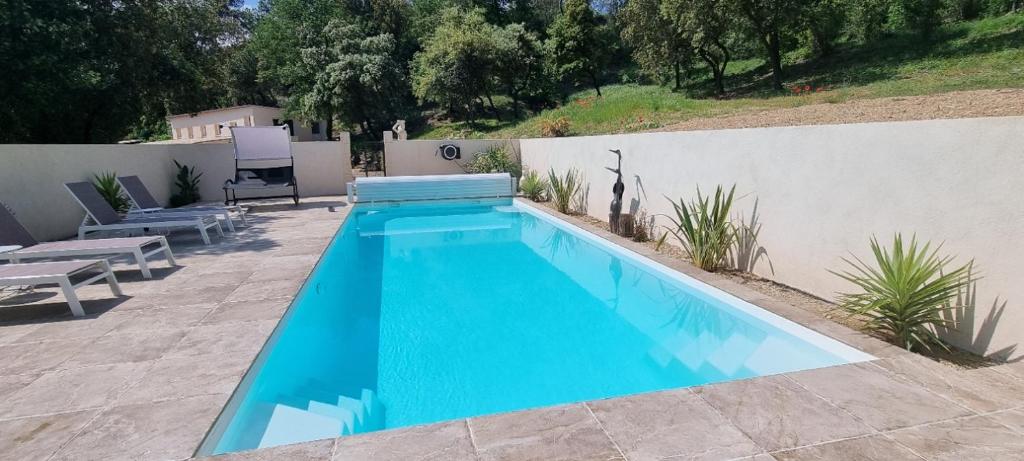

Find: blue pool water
<box><xmin>202</xmin><ymin>199</ymin><xmax>872</xmax><ymax>455</ymax></box>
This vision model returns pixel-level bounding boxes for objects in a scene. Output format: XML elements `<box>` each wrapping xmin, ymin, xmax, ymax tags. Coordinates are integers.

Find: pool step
<box><xmin>305</xmin><ymin>389</ymin><xmax>384</xmax><ymax>435</ymax></box>
<box><xmin>258</xmin><ymin>404</ymin><xmax>343</xmax><ymax>449</ymax></box>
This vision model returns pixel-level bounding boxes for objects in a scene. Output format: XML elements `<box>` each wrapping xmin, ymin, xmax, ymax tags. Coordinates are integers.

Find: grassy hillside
<box><xmin>413</xmin><ymin>13</ymin><xmax>1024</xmax><ymax>139</ymax></box>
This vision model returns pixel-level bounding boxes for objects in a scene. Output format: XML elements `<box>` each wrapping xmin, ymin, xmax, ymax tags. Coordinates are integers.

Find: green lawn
<box><xmin>412</xmin><ymin>14</ymin><xmax>1024</xmax><ymax>139</ymax></box>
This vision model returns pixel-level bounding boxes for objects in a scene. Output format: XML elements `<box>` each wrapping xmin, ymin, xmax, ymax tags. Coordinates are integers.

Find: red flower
<box><xmin>804</xmin><ymin>85</ymin><xmax>811</xmax><ymax>92</ymax></box>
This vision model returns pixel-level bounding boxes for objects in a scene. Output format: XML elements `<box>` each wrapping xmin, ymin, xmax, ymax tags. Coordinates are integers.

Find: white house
<box><xmin>166</xmin><ymin>105</ymin><xmax>327</xmax><ymax>143</ymax></box>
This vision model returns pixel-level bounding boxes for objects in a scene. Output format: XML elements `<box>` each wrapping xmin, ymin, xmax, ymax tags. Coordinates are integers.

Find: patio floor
<box><xmin>1</xmin><ymin>197</ymin><xmax>1022</xmax><ymax>461</ymax></box>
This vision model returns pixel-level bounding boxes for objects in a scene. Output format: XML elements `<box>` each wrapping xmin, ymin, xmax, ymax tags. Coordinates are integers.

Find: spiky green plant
<box><xmin>465</xmin><ymin>144</ymin><xmax>522</xmax><ymax>178</ymax></box>
<box><xmin>169</xmin><ymin>160</ymin><xmax>203</xmax><ymax>207</ymax></box>
<box><xmin>519</xmin><ymin>169</ymin><xmax>548</xmax><ymax>202</ymax></box>
<box><xmin>657</xmin><ymin>184</ymin><xmax>736</xmax><ymax>271</ymax></box>
<box><xmin>832</xmin><ymin>234</ymin><xmax>973</xmax><ymax>352</ymax></box>
<box><xmin>92</xmin><ymin>172</ymin><xmax>131</xmax><ymax>213</ymax></box>
<box><xmin>547</xmin><ymin>168</ymin><xmax>582</xmax><ymax>214</ymax></box>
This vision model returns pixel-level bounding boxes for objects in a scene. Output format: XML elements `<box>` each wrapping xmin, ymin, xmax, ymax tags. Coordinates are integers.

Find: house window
<box><xmin>249</xmin><ymin>115</ymin><xmax>255</xmax><ymax>126</ymax></box>
<box><xmin>200</xmin><ymin>125</ymin><xmax>207</xmax><ymax>137</ymax></box>
<box><xmin>311</xmin><ymin>121</ymin><xmax>320</xmax><ymax>135</ymax></box>
<box><xmin>272</xmin><ymin>118</ymin><xmax>279</xmax><ymax>126</ymax></box>
<box><xmin>214</xmin><ymin>124</ymin><xmax>221</xmax><ymax>136</ymax></box>
<box><xmin>187</xmin><ymin>127</ymin><xmax>194</xmax><ymax>139</ymax></box>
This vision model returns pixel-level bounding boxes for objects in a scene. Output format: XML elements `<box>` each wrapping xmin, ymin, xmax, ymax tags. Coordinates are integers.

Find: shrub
<box><xmin>547</xmin><ymin>168</ymin><xmax>582</xmax><ymax>214</ymax></box>
<box><xmin>169</xmin><ymin>160</ymin><xmax>202</xmax><ymax>207</ymax></box>
<box><xmin>657</xmin><ymin>184</ymin><xmax>736</xmax><ymax>271</ymax></box>
<box><xmin>631</xmin><ymin>209</ymin><xmax>654</xmax><ymax>242</ymax></box>
<box><xmin>519</xmin><ymin>169</ymin><xmax>548</xmax><ymax>202</ymax></box>
<box><xmin>92</xmin><ymin>172</ymin><xmax>131</xmax><ymax>213</ymax></box>
<box><xmin>465</xmin><ymin>144</ymin><xmax>522</xmax><ymax>178</ymax></box>
<box><xmin>540</xmin><ymin>117</ymin><xmax>571</xmax><ymax>137</ymax></box>
<box><xmin>832</xmin><ymin>234</ymin><xmax>973</xmax><ymax>352</ymax></box>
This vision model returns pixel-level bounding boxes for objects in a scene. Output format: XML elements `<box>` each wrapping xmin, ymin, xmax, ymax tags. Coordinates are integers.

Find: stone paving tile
<box><xmin>157</xmin><ymin>270</ymin><xmax>257</xmax><ymax>292</ymax></box>
<box><xmin>0</xmin><ymin>362</ymin><xmax>150</xmax><ymax>418</ymax></box>
<box><xmin>887</xmin><ymin>415</ymin><xmax>1024</xmax><ymax>461</ymax></box>
<box><xmin>770</xmin><ymin>435</ymin><xmax>922</xmax><ymax>461</ymax></box>
<box><xmin>876</xmin><ymin>355</ymin><xmax>1024</xmax><ymax>413</ymax></box>
<box><xmin>0</xmin><ymin>374</ymin><xmax>38</xmax><ymax>401</ymax></box>
<box><xmin>0</xmin><ymin>321</ymin><xmax>42</xmax><ymax>345</ymax></box>
<box><xmin>130</xmin><ymin>285</ymin><xmax>239</xmax><ymax>309</ymax></box>
<box><xmin>58</xmin><ymin>328</ymin><xmax>187</xmax><ymax>369</ymax></box>
<box><xmin>993</xmin><ymin>360</ymin><xmax>1024</xmax><ymax>381</ymax></box>
<box><xmin>333</xmin><ymin>420</ymin><xmax>476</xmax><ymax>461</ymax></box>
<box><xmin>110</xmin><ymin>304</ymin><xmax>214</xmax><ymax>333</ymax></box>
<box><xmin>52</xmin><ymin>394</ymin><xmax>228</xmax><ymax>461</ymax></box>
<box><xmin>0</xmin><ymin>339</ymin><xmax>85</xmax><ymax>375</ymax></box>
<box><xmin>469</xmin><ymin>404</ymin><xmax>624</xmax><ymax>461</ymax></box>
<box><xmin>588</xmin><ymin>389</ymin><xmax>761</xmax><ymax>461</ymax></box>
<box><xmin>13</xmin><ymin>311</ymin><xmax>136</xmax><ymax>343</ymax></box>
<box><xmin>165</xmin><ymin>319</ymin><xmax>277</xmax><ymax>358</ymax></box>
<box><xmin>201</xmin><ymin>439</ymin><xmax>335</xmax><ymax>460</ymax></box>
<box><xmin>694</xmin><ymin>375</ymin><xmax>874</xmax><ymax>452</ymax></box>
<box><xmin>225</xmin><ymin>279</ymin><xmax>305</xmax><ymax>303</ymax></box>
<box><xmin>202</xmin><ymin>299</ymin><xmax>292</xmax><ymax>325</ymax></box>
<box><xmin>787</xmin><ymin>362</ymin><xmax>972</xmax><ymax>431</ymax></box>
<box><xmin>119</xmin><ymin>351</ymin><xmax>254</xmax><ymax>405</ymax></box>
<box><xmin>0</xmin><ymin>410</ymin><xmax>98</xmax><ymax>460</ymax></box>
<box><xmin>988</xmin><ymin>409</ymin><xmax>1024</xmax><ymax>434</ymax></box>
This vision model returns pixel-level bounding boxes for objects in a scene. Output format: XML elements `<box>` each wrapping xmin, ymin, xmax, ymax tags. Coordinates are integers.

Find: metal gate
<box><xmin>351</xmin><ymin>140</ymin><xmax>386</xmax><ymax>177</ymax></box>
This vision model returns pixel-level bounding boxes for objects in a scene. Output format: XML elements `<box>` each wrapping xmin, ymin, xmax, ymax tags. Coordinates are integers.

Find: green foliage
<box><xmin>657</xmin><ymin>185</ymin><xmax>737</xmax><ymax>271</ymax></box>
<box><xmin>832</xmin><ymin>234</ymin><xmax>973</xmax><ymax>352</ymax></box>
<box><xmin>547</xmin><ymin>0</ymin><xmax>613</xmax><ymax>95</ymax></box>
<box><xmin>169</xmin><ymin>160</ymin><xmax>203</xmax><ymax>208</ymax></box>
<box><xmin>92</xmin><ymin>173</ymin><xmax>131</xmax><ymax>213</ymax></box>
<box><xmin>547</xmin><ymin>168</ymin><xmax>583</xmax><ymax>214</ymax></box>
<box><xmin>412</xmin><ymin>8</ymin><xmax>499</xmax><ymax>118</ymax></box>
<box><xmin>493</xmin><ymin>23</ymin><xmax>553</xmax><ymax>118</ymax></box>
<box><xmin>300</xmin><ymin>19</ymin><xmax>410</xmax><ymax>136</ymax></box>
<box><xmin>465</xmin><ymin>144</ymin><xmax>523</xmax><ymax>178</ymax></box>
<box><xmin>892</xmin><ymin>0</ymin><xmax>945</xmax><ymax>37</ymax></box>
<box><xmin>519</xmin><ymin>169</ymin><xmax>549</xmax><ymax>201</ymax></box>
<box><xmin>0</xmin><ymin>0</ymin><xmax>249</xmax><ymax>143</ymax></box>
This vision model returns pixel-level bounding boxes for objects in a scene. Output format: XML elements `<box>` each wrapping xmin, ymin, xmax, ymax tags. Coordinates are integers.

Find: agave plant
<box><xmin>92</xmin><ymin>172</ymin><xmax>131</xmax><ymax>213</ymax></box>
<box><xmin>657</xmin><ymin>184</ymin><xmax>737</xmax><ymax>271</ymax></box>
<box><xmin>547</xmin><ymin>168</ymin><xmax>582</xmax><ymax>214</ymax></box>
<box><xmin>169</xmin><ymin>160</ymin><xmax>202</xmax><ymax>207</ymax></box>
<box><xmin>832</xmin><ymin>234</ymin><xmax>973</xmax><ymax>352</ymax></box>
<box><xmin>519</xmin><ymin>169</ymin><xmax>548</xmax><ymax>202</ymax></box>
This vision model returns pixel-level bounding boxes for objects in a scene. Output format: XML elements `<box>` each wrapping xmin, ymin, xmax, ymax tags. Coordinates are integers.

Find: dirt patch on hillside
<box><xmin>655</xmin><ymin>88</ymin><xmax>1024</xmax><ymax>132</ymax></box>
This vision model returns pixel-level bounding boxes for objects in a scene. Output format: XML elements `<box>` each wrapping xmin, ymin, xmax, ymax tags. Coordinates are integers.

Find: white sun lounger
<box><xmin>117</xmin><ymin>176</ymin><xmax>247</xmax><ymax>232</ymax></box>
<box><xmin>0</xmin><ymin>260</ymin><xmax>122</xmax><ymax>317</ymax></box>
<box><xmin>65</xmin><ymin>182</ymin><xmax>224</xmax><ymax>245</ymax></box>
<box><xmin>0</xmin><ymin>203</ymin><xmax>176</xmax><ymax>279</ymax></box>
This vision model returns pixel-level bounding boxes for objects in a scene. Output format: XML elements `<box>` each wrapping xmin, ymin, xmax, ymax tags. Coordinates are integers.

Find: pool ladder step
<box><xmin>258</xmin><ymin>388</ymin><xmax>384</xmax><ymax>449</ymax></box>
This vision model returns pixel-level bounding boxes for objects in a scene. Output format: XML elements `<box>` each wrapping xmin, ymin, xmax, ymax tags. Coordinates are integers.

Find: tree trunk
<box><xmin>326</xmin><ymin>117</ymin><xmax>334</xmax><ymax>140</ymax></box>
<box><xmin>673</xmin><ymin>61</ymin><xmax>682</xmax><ymax>91</ymax></box>
<box><xmin>590</xmin><ymin>72</ymin><xmax>602</xmax><ymax>97</ymax></box>
<box><xmin>763</xmin><ymin>31</ymin><xmax>784</xmax><ymax>90</ymax></box>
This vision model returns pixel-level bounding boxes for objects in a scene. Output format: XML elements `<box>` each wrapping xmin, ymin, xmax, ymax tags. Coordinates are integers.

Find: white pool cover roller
<box><xmin>350</xmin><ymin>173</ymin><xmax>514</xmax><ymax>203</ymax></box>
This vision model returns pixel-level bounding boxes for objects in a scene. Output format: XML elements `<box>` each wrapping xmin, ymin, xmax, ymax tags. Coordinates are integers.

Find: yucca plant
<box><xmin>92</xmin><ymin>172</ymin><xmax>131</xmax><ymax>213</ymax></box>
<box><xmin>547</xmin><ymin>168</ymin><xmax>582</xmax><ymax>214</ymax></box>
<box><xmin>169</xmin><ymin>160</ymin><xmax>202</xmax><ymax>207</ymax></box>
<box><xmin>519</xmin><ymin>169</ymin><xmax>548</xmax><ymax>202</ymax></box>
<box><xmin>832</xmin><ymin>234</ymin><xmax>973</xmax><ymax>352</ymax></box>
<box><xmin>657</xmin><ymin>184</ymin><xmax>736</xmax><ymax>271</ymax></box>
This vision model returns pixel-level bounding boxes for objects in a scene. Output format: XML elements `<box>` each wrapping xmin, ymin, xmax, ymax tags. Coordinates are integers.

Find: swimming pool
<box><xmin>200</xmin><ymin>198</ymin><xmax>872</xmax><ymax>455</ymax></box>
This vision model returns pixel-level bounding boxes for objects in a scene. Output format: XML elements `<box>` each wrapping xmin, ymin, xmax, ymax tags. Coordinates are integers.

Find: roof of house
<box><xmin>166</xmin><ymin>105</ymin><xmax>280</xmax><ymax>120</ymax></box>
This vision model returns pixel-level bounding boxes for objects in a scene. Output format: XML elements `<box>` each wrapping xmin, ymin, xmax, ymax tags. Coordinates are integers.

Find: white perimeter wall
<box><xmin>0</xmin><ymin>136</ymin><xmax>352</xmax><ymax>241</ymax></box>
<box><xmin>384</xmin><ymin>138</ymin><xmax>520</xmax><ymax>176</ymax></box>
<box><xmin>521</xmin><ymin>116</ymin><xmax>1024</xmax><ymax>360</ymax></box>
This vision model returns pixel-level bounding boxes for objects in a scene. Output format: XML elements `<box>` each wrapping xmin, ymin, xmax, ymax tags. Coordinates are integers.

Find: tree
<box><xmin>0</xmin><ymin>0</ymin><xmax>246</xmax><ymax>143</ymax></box>
<box><xmin>493</xmin><ymin>24</ymin><xmax>551</xmax><ymax>118</ymax></box>
<box><xmin>620</xmin><ymin>0</ymin><xmax>692</xmax><ymax>90</ymax></box>
<box><xmin>300</xmin><ymin>20</ymin><xmax>410</xmax><ymax>137</ymax></box>
<box><xmin>893</xmin><ymin>0</ymin><xmax>944</xmax><ymax>37</ymax></box>
<box><xmin>411</xmin><ymin>8</ymin><xmax>499</xmax><ymax>120</ymax></box>
<box><xmin>547</xmin><ymin>0</ymin><xmax>611</xmax><ymax>96</ymax></box>
<box><xmin>800</xmin><ymin>0</ymin><xmax>848</xmax><ymax>56</ymax></box>
<box><xmin>732</xmin><ymin>0</ymin><xmax>799</xmax><ymax>90</ymax></box>
<box><xmin>684</xmin><ymin>0</ymin><xmax>735</xmax><ymax>95</ymax></box>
